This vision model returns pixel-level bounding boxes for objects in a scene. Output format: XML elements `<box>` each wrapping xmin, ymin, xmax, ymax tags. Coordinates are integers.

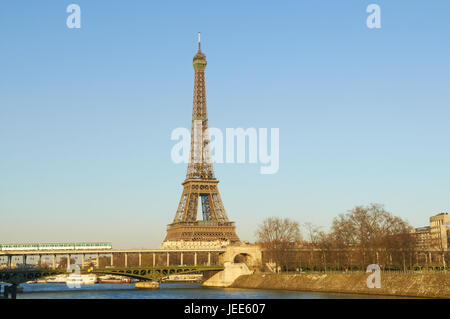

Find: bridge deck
<box><xmin>0</xmin><ymin>248</ymin><xmax>226</xmax><ymax>256</ymax></box>
<box><xmin>0</xmin><ymin>265</ymin><xmax>225</xmax><ymax>284</ymax></box>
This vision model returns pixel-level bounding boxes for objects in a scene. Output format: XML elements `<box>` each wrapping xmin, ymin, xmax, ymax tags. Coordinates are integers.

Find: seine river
<box><xmin>16</xmin><ymin>283</ymin><xmax>395</xmax><ymax>299</ymax></box>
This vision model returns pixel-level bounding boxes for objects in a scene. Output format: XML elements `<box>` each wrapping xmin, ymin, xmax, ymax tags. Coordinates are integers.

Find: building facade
<box><xmin>430</xmin><ymin>213</ymin><xmax>450</xmax><ymax>250</ymax></box>
<box><xmin>412</xmin><ymin>226</ymin><xmax>431</xmax><ymax>250</ymax></box>
<box><xmin>413</xmin><ymin>212</ymin><xmax>450</xmax><ymax>251</ymax></box>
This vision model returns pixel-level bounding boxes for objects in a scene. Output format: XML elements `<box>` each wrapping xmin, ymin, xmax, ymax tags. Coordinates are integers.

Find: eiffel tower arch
<box><xmin>163</xmin><ymin>34</ymin><xmax>240</xmax><ymax>246</ymax></box>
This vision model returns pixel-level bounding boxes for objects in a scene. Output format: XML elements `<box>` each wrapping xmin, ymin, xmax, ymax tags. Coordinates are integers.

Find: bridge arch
<box><xmin>89</xmin><ymin>265</ymin><xmax>224</xmax><ymax>282</ymax></box>
<box><xmin>219</xmin><ymin>245</ymin><xmax>262</xmax><ymax>269</ymax></box>
<box><xmin>233</xmin><ymin>253</ymin><xmax>257</xmax><ymax>266</ymax></box>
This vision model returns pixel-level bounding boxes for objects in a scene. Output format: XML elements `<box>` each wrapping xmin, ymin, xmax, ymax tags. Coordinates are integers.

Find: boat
<box><xmin>45</xmin><ymin>274</ymin><xmax>97</xmax><ymax>285</ymax></box>
<box><xmin>45</xmin><ymin>275</ymin><xmax>68</xmax><ymax>284</ymax></box>
<box><xmin>66</xmin><ymin>274</ymin><xmax>97</xmax><ymax>285</ymax></box>
<box><xmin>26</xmin><ymin>278</ymin><xmax>48</xmax><ymax>284</ymax></box>
<box><xmin>163</xmin><ymin>274</ymin><xmax>203</xmax><ymax>283</ymax></box>
<box><xmin>99</xmin><ymin>275</ymin><xmax>134</xmax><ymax>284</ymax></box>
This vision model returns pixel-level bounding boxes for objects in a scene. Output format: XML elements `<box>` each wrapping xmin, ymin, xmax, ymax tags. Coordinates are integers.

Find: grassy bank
<box><xmin>230</xmin><ymin>273</ymin><xmax>450</xmax><ymax>298</ymax></box>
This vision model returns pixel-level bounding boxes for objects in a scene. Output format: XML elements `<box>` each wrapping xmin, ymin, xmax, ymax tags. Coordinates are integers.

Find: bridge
<box><xmin>0</xmin><ymin>264</ymin><xmax>224</xmax><ymax>284</ymax></box>
<box><xmin>88</xmin><ymin>265</ymin><xmax>224</xmax><ymax>281</ymax></box>
<box><xmin>0</xmin><ymin>245</ymin><xmax>262</xmax><ymax>298</ymax></box>
<box><xmin>0</xmin><ymin>248</ymin><xmax>226</xmax><ymax>269</ymax></box>
<box><xmin>0</xmin><ymin>245</ymin><xmax>262</xmax><ymax>269</ymax></box>
<box><xmin>0</xmin><ymin>268</ymin><xmax>66</xmax><ymax>285</ymax></box>
<box><xmin>0</xmin><ymin>264</ymin><xmax>225</xmax><ymax>299</ymax></box>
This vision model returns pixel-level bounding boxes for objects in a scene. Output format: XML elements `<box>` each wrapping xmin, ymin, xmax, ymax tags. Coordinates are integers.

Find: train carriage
<box><xmin>0</xmin><ymin>242</ymin><xmax>112</xmax><ymax>251</ymax></box>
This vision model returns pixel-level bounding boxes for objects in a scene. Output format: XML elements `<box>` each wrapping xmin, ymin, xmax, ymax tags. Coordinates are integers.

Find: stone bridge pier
<box><xmin>204</xmin><ymin>244</ymin><xmax>262</xmax><ymax>288</ymax></box>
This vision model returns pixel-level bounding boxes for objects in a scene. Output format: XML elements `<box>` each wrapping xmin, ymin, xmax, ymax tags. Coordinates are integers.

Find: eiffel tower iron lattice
<box><xmin>163</xmin><ymin>34</ymin><xmax>240</xmax><ymax>244</ymax></box>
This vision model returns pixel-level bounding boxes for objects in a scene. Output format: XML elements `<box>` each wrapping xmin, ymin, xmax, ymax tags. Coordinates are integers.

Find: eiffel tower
<box><xmin>163</xmin><ymin>33</ymin><xmax>240</xmax><ymax>244</ymax></box>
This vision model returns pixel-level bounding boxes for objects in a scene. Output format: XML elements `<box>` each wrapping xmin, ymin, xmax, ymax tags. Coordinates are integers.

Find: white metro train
<box><xmin>0</xmin><ymin>242</ymin><xmax>112</xmax><ymax>251</ymax></box>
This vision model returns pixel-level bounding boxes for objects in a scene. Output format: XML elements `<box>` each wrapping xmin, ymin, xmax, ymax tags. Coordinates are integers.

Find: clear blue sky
<box><xmin>1</xmin><ymin>1</ymin><xmax>449</xmax><ymax>248</ymax></box>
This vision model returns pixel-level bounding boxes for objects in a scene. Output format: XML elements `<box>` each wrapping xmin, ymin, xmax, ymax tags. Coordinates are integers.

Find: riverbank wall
<box><xmin>229</xmin><ymin>273</ymin><xmax>450</xmax><ymax>298</ymax></box>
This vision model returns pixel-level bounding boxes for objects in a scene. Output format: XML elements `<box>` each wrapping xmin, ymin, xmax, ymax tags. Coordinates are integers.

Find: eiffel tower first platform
<box><xmin>163</xmin><ymin>34</ymin><xmax>240</xmax><ymax>244</ymax></box>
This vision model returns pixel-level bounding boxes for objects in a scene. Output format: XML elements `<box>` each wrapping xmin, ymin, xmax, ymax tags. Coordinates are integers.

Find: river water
<box><xmin>15</xmin><ymin>283</ymin><xmax>397</xmax><ymax>299</ymax></box>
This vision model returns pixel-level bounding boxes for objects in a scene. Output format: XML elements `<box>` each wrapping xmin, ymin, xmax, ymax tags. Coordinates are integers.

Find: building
<box><xmin>413</xmin><ymin>212</ymin><xmax>450</xmax><ymax>251</ymax></box>
<box><xmin>82</xmin><ymin>257</ymin><xmax>99</xmax><ymax>268</ymax></box>
<box><xmin>412</xmin><ymin>226</ymin><xmax>431</xmax><ymax>250</ymax></box>
<box><xmin>430</xmin><ymin>212</ymin><xmax>450</xmax><ymax>250</ymax></box>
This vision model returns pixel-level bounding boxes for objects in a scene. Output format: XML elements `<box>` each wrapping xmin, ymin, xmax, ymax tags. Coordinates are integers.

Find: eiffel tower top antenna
<box><xmin>198</xmin><ymin>32</ymin><xmax>201</xmax><ymax>51</ymax></box>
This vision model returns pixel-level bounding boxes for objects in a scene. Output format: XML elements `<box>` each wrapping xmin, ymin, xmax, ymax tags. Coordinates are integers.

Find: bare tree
<box><xmin>303</xmin><ymin>223</ymin><xmax>322</xmax><ymax>247</ymax></box>
<box><xmin>331</xmin><ymin>203</ymin><xmax>414</xmax><ymax>270</ymax></box>
<box><xmin>255</xmin><ymin>217</ymin><xmax>302</xmax><ymax>272</ymax></box>
<box><xmin>303</xmin><ymin>223</ymin><xmax>324</xmax><ymax>270</ymax></box>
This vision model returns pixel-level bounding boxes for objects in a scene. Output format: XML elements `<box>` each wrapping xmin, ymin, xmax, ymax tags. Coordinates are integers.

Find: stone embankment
<box><xmin>229</xmin><ymin>273</ymin><xmax>450</xmax><ymax>298</ymax></box>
